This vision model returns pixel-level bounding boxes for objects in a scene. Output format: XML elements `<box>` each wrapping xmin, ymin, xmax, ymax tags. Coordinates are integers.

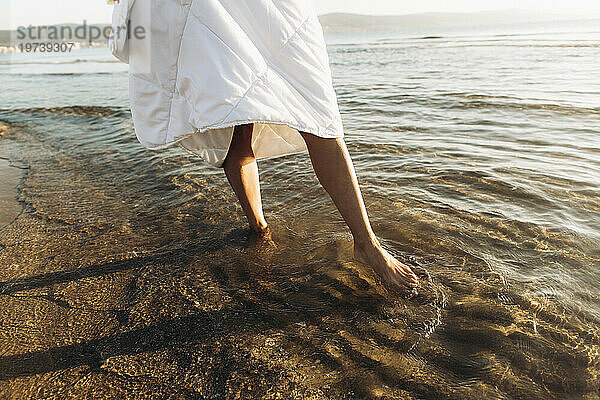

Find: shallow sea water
<box><xmin>0</xmin><ymin>20</ymin><xmax>599</xmax><ymax>399</ymax></box>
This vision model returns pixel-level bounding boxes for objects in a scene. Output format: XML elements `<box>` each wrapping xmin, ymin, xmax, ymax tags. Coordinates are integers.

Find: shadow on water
<box><xmin>0</xmin><ymin>240</ymin><xmax>224</xmax><ymax>297</ymax></box>
<box><xmin>0</xmin><ymin>223</ymin><xmax>440</xmax><ymax>399</ymax></box>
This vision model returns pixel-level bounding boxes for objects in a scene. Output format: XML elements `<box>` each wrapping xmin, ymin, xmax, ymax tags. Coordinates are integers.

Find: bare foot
<box><xmin>249</xmin><ymin>220</ymin><xmax>269</xmax><ymax>236</ymax></box>
<box><xmin>247</xmin><ymin>225</ymin><xmax>278</xmax><ymax>260</ymax></box>
<box><xmin>353</xmin><ymin>240</ymin><xmax>419</xmax><ymax>290</ymax></box>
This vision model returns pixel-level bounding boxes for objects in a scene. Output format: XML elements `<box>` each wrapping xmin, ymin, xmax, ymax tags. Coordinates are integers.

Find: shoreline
<box><xmin>0</xmin><ymin>159</ymin><xmax>23</xmax><ymax>230</ymax></box>
<box><xmin>0</xmin><ymin>122</ymin><xmax>24</xmax><ymax>230</ymax></box>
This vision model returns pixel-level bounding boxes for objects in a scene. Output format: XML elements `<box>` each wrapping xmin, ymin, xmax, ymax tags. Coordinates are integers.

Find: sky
<box><xmin>2</xmin><ymin>0</ymin><xmax>600</xmax><ymax>29</ymax></box>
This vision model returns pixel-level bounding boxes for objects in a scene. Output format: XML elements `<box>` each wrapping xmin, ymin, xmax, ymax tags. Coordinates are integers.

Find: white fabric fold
<box><xmin>110</xmin><ymin>0</ymin><xmax>344</xmax><ymax>167</ymax></box>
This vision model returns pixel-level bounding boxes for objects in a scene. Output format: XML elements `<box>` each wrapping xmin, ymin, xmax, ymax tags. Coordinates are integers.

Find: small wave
<box><xmin>440</xmin><ymin>92</ymin><xmax>518</xmax><ymax>100</ymax></box>
<box><xmin>492</xmin><ymin>29</ymin><xmax>600</xmax><ymax>38</ymax></box>
<box><xmin>358</xmin><ymin>35</ymin><xmax>600</xmax><ymax>48</ymax></box>
<box><xmin>2</xmin><ymin>105</ymin><xmax>129</xmax><ymax>118</ymax></box>
<box><xmin>376</xmin><ymin>35</ymin><xmax>443</xmax><ymax>43</ymax></box>
<box><xmin>439</xmin><ymin>93</ymin><xmax>600</xmax><ymax>115</ymax></box>
<box><xmin>439</xmin><ymin>43</ymin><xmax>600</xmax><ymax>48</ymax></box>
<box><xmin>3</xmin><ymin>71</ymin><xmax>122</xmax><ymax>77</ymax></box>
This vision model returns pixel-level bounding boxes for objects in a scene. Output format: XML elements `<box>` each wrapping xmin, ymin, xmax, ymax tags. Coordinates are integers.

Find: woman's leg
<box><xmin>298</xmin><ymin>131</ymin><xmax>419</xmax><ymax>289</ymax></box>
<box><xmin>222</xmin><ymin>123</ymin><xmax>269</xmax><ymax>235</ymax></box>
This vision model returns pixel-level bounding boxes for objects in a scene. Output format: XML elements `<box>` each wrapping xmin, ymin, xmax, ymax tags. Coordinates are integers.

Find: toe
<box><xmin>394</xmin><ymin>266</ymin><xmax>418</xmax><ymax>281</ymax></box>
<box><xmin>402</xmin><ymin>272</ymin><xmax>419</xmax><ymax>287</ymax></box>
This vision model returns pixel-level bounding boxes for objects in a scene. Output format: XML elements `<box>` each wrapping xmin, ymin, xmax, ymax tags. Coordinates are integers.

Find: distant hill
<box><xmin>317</xmin><ymin>10</ymin><xmax>593</xmax><ymax>33</ymax></box>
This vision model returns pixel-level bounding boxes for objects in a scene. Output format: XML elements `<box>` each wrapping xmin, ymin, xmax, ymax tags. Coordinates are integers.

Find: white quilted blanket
<box><xmin>109</xmin><ymin>0</ymin><xmax>344</xmax><ymax>167</ymax></box>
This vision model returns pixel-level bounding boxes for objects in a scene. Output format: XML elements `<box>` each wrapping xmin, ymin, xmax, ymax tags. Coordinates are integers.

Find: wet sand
<box><xmin>0</xmin><ymin>123</ymin><xmax>24</xmax><ymax>229</ymax></box>
<box><xmin>0</xmin><ymin>159</ymin><xmax>23</xmax><ymax>230</ymax></box>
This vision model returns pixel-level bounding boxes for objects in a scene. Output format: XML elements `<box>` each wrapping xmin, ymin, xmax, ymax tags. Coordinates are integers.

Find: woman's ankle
<box><xmin>250</xmin><ymin>220</ymin><xmax>269</xmax><ymax>235</ymax></box>
<box><xmin>353</xmin><ymin>234</ymin><xmax>380</xmax><ymax>252</ymax></box>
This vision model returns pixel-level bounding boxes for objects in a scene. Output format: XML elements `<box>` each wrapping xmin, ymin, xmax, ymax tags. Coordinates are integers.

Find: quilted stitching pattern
<box><xmin>111</xmin><ymin>0</ymin><xmax>344</xmax><ymax>167</ymax></box>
